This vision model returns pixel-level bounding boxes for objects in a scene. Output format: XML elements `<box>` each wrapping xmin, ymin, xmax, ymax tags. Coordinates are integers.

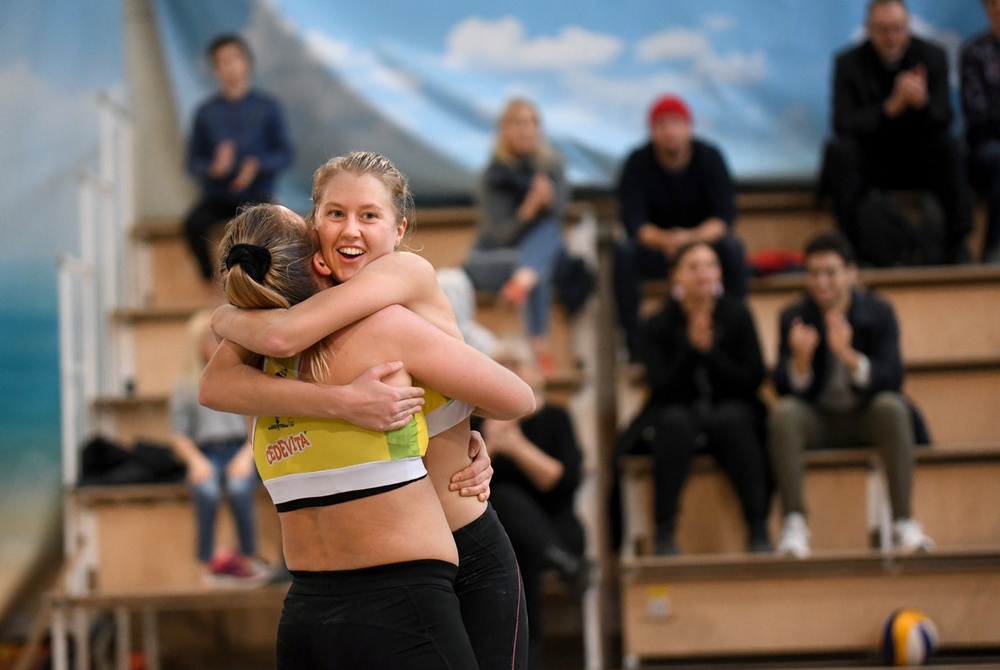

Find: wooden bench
<box><xmin>643</xmin><ymin>265</ymin><xmax>1000</xmax><ymax>369</ymax></box>
<box><xmin>47</xmin><ymin>584</ymin><xmax>286</xmax><ymax>670</ymax></box>
<box><xmin>615</xmin><ymin>445</ymin><xmax>1000</xmax><ymax>662</ymax></box>
<box><xmin>51</xmin><ymin>483</ymin><xmax>284</xmax><ymax>670</ymax></box>
<box><xmin>619</xmin><ymin>546</ymin><xmax>1000</xmax><ymax>667</ymax></box>
<box><xmin>619</xmin><ymin>444</ymin><xmax>1000</xmax><ymax>559</ymax></box>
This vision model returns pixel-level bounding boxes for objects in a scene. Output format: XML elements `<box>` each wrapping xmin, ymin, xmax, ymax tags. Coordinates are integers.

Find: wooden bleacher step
<box><xmin>616</xmin><ymin>442</ymin><xmax>1000</xmax><ymax>662</ymax></box>
<box><xmin>619</xmin><ymin>547</ymin><xmax>1000</xmax><ymax>665</ymax></box>
<box><xmin>620</xmin><ymin>445</ymin><xmax>1000</xmax><ymax>559</ymax></box>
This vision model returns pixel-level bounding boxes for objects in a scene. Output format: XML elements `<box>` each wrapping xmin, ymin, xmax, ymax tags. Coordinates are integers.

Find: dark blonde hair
<box><xmin>219</xmin><ymin>204</ymin><xmax>319</xmax><ymax>309</ymax></box>
<box><xmin>218</xmin><ymin>204</ymin><xmax>330</xmax><ymax>379</ymax></box>
<box><xmin>492</xmin><ymin>98</ymin><xmax>560</xmax><ymax>169</ymax></box>
<box><xmin>308</xmin><ymin>151</ymin><xmax>415</xmax><ymax>245</ymax></box>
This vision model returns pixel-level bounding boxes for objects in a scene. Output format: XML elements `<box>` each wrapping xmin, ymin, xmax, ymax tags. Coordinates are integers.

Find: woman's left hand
<box><xmin>450</xmin><ymin>430</ymin><xmax>493</xmax><ymax>501</ymax></box>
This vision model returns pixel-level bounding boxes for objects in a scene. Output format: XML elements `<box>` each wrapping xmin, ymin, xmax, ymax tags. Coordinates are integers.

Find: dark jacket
<box><xmin>476</xmin><ymin>155</ymin><xmax>569</xmax><ymax>248</ymax></box>
<box><xmin>617</xmin><ymin>139</ymin><xmax>736</xmax><ymax>239</ymax></box>
<box><xmin>640</xmin><ymin>295</ymin><xmax>765</xmax><ymax>406</ymax></box>
<box><xmin>774</xmin><ymin>287</ymin><xmax>903</xmax><ymax>402</ymax></box>
<box><xmin>832</xmin><ymin>36</ymin><xmax>953</xmax><ymax>147</ymax></box>
<box><xmin>617</xmin><ymin>295</ymin><xmax>765</xmax><ymax>458</ymax></box>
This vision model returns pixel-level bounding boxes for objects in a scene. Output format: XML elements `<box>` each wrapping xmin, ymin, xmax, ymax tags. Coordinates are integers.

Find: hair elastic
<box><xmin>225</xmin><ymin>243</ymin><xmax>271</xmax><ymax>284</ymax></box>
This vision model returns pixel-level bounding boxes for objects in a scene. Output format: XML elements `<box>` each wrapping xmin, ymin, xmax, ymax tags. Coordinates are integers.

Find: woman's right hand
<box><xmin>337</xmin><ymin>361</ymin><xmax>425</xmax><ymax>431</ymax></box>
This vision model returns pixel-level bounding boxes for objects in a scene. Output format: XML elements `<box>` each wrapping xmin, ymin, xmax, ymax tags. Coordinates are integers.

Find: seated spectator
<box><xmin>463</xmin><ymin>98</ymin><xmax>568</xmax><ymax>373</ymax></box>
<box><xmin>168</xmin><ymin>309</ymin><xmax>269</xmax><ymax>586</ymax></box>
<box><xmin>614</xmin><ymin>94</ymin><xmax>748</xmax><ymax>361</ymax></box>
<box><xmin>960</xmin><ymin>0</ymin><xmax>1000</xmax><ymax>263</ymax></box>
<box><xmin>822</xmin><ymin>0</ymin><xmax>972</xmax><ymax>264</ymax></box>
<box><xmin>622</xmin><ymin>241</ymin><xmax>771</xmax><ymax>556</ymax></box>
<box><xmin>182</xmin><ymin>34</ymin><xmax>294</xmax><ymax>283</ymax></box>
<box><xmin>475</xmin><ymin>335</ymin><xmax>587</xmax><ymax>670</ymax></box>
<box><xmin>769</xmin><ymin>231</ymin><xmax>933</xmax><ymax>558</ymax></box>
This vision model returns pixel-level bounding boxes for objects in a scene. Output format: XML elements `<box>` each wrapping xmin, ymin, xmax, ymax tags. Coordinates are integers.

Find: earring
<box><xmin>712</xmin><ymin>282</ymin><xmax>724</xmax><ymax>298</ymax></box>
<box><xmin>670</xmin><ymin>284</ymin><xmax>685</xmax><ymax>302</ymax></box>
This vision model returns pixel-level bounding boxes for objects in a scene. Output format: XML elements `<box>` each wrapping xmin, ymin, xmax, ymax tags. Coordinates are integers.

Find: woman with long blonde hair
<box><xmin>462</xmin><ymin>98</ymin><xmax>569</xmax><ymax>372</ymax></box>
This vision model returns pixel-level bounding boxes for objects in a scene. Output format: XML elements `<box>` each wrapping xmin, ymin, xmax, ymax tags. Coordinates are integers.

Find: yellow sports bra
<box><xmin>252</xmin><ymin>355</ymin><xmax>473</xmax><ymax>512</ymax></box>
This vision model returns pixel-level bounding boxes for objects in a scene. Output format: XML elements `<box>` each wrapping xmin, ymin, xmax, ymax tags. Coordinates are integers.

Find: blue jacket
<box><xmin>186</xmin><ymin>89</ymin><xmax>294</xmax><ymax>203</ymax></box>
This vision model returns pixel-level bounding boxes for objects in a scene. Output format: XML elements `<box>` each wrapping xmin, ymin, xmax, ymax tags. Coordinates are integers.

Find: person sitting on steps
<box><xmin>769</xmin><ymin>230</ymin><xmax>933</xmax><ymax>558</ymax></box>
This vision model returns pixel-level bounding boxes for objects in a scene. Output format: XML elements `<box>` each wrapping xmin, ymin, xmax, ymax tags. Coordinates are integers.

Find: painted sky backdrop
<box><xmin>0</xmin><ymin>0</ymin><xmax>987</xmax><ymax>606</ymax></box>
<box><xmin>154</xmin><ymin>0</ymin><xmax>980</xmax><ymax>209</ymax></box>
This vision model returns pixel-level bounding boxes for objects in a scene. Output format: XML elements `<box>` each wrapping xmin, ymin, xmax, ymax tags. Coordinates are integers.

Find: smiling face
<box><xmin>805</xmin><ymin>250</ymin><xmax>857</xmax><ymax>313</ymax></box>
<box><xmin>313</xmin><ymin>171</ymin><xmax>407</xmax><ymax>283</ymax></box>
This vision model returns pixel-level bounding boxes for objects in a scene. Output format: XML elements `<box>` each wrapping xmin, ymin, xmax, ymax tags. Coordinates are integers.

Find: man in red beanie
<box><xmin>614</xmin><ymin>93</ymin><xmax>748</xmax><ymax>360</ymax></box>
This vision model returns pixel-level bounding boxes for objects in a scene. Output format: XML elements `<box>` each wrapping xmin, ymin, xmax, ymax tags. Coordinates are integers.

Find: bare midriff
<box><xmin>424</xmin><ymin>420</ymin><xmax>488</xmax><ymax>532</ymax></box>
<box><xmin>278</xmin><ymin>475</ymin><xmax>457</xmax><ymax>571</ymax></box>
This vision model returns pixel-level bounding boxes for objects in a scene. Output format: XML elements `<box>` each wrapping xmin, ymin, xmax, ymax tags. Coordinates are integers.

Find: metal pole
<box><xmin>592</xmin><ymin>194</ymin><xmax>621</xmax><ymax>670</ymax></box>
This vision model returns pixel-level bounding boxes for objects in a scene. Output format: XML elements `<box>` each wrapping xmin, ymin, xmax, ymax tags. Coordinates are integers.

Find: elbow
<box><xmin>197</xmin><ymin>375</ymin><xmax>219</xmax><ymax>410</ymax></box>
<box><xmin>260</xmin><ymin>329</ymin><xmax>298</xmax><ymax>359</ymax></box>
<box><xmin>484</xmin><ymin>384</ymin><xmax>536</xmax><ymax>421</ymax></box>
<box><xmin>516</xmin><ymin>386</ymin><xmax>537</xmax><ymax>419</ymax></box>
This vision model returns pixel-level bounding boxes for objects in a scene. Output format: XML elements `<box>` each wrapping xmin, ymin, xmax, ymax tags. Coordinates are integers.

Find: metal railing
<box><xmin>55</xmin><ymin>95</ymin><xmax>135</xmax><ymax>670</ymax></box>
<box><xmin>58</xmin><ymin>92</ymin><xmax>135</xmax><ymax>490</ymax></box>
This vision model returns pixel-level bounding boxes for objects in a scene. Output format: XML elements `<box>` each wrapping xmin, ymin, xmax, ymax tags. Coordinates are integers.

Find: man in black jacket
<box><xmin>768</xmin><ymin>231</ymin><xmax>932</xmax><ymax>558</ymax></box>
<box><xmin>823</xmin><ymin>0</ymin><xmax>972</xmax><ymax>264</ymax></box>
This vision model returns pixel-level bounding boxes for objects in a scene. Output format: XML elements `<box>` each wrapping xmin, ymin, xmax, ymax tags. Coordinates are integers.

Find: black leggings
<box><xmin>277</xmin><ymin>560</ymin><xmax>479</xmax><ymax>670</ymax></box>
<box><xmin>453</xmin><ymin>503</ymin><xmax>529</xmax><ymax>670</ymax></box>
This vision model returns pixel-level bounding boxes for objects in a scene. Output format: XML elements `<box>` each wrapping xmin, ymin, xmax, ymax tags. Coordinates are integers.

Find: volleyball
<box><xmin>880</xmin><ymin>608</ymin><xmax>939</xmax><ymax>666</ymax></box>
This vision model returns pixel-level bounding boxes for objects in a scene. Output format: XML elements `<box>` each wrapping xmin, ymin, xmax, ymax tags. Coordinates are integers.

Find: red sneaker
<box><xmin>501</xmin><ymin>278</ymin><xmax>530</xmax><ymax>308</ymax></box>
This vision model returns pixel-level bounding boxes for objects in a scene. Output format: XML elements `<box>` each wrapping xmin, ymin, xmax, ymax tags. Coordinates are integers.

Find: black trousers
<box><xmin>823</xmin><ymin>135</ymin><xmax>973</xmax><ymax>259</ymax></box>
<box><xmin>647</xmin><ymin>400</ymin><xmax>771</xmax><ymax>539</ymax></box>
<box><xmin>453</xmin><ymin>503</ymin><xmax>529</xmax><ymax>670</ymax></box>
<box><xmin>489</xmin><ymin>484</ymin><xmax>584</xmax><ymax>669</ymax></box>
<box><xmin>183</xmin><ymin>195</ymin><xmax>271</xmax><ymax>280</ymax></box>
<box><xmin>278</xmin><ymin>560</ymin><xmax>479</xmax><ymax>670</ymax></box>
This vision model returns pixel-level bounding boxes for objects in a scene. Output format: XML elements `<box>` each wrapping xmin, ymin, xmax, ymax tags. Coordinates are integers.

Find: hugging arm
<box><xmin>212</xmin><ymin>252</ymin><xmax>443</xmax><ymax>357</ymax></box>
<box><xmin>199</xmin><ymin>339</ymin><xmax>425</xmax><ymax>432</ymax></box>
<box><xmin>379</xmin><ymin>305</ymin><xmax>536</xmax><ymax>420</ymax></box>
<box><xmin>199</xmin><ymin>338</ymin><xmax>493</xmax><ymax>498</ymax></box>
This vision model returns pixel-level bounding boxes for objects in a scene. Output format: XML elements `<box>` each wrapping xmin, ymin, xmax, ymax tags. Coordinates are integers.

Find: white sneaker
<box><xmin>893</xmin><ymin>518</ymin><xmax>934</xmax><ymax>555</ymax></box>
<box><xmin>777</xmin><ymin>512</ymin><xmax>811</xmax><ymax>559</ymax></box>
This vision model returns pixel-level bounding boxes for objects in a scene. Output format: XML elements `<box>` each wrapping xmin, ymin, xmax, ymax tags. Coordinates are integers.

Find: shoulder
<box><xmin>717</xmin><ymin>295</ymin><xmax>752</xmax><ymax>321</ymax></box>
<box><xmin>854</xmin><ymin>287</ymin><xmax>895</xmax><ymax>315</ymax></box>
<box><xmin>247</xmin><ymin>89</ymin><xmax>282</xmax><ymax>106</ymax></box>
<box><xmin>624</xmin><ymin>142</ymin><xmax>654</xmax><ymax>167</ymax></box>
<box><xmin>834</xmin><ymin>41</ymin><xmax>866</xmax><ymax>67</ymax></box>
<box><xmin>363</xmin><ymin>251</ymin><xmax>437</xmax><ymax>287</ymax></box>
<box><xmin>646</xmin><ymin>300</ymin><xmax>682</xmax><ymax>329</ymax></box>
<box><xmin>483</xmin><ymin>158</ymin><xmax>516</xmax><ymax>183</ymax></box>
<box><xmin>385</xmin><ymin>250</ymin><xmax>435</xmax><ymax>272</ymax></box>
<box><xmin>194</xmin><ymin>94</ymin><xmax>224</xmax><ymax>116</ymax></box>
<box><xmin>909</xmin><ymin>36</ymin><xmax>948</xmax><ymax>67</ymax></box>
<box><xmin>692</xmin><ymin>139</ymin><xmax>728</xmax><ymax>166</ymax></box>
<box><xmin>962</xmin><ymin>32</ymin><xmax>994</xmax><ymax>59</ymax></box>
